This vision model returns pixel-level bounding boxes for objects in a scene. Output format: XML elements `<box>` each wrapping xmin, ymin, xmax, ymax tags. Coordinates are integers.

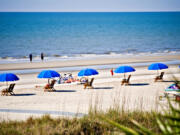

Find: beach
<box><xmin>0</xmin><ymin>54</ymin><xmax>180</xmax><ymax>121</ymax></box>
<box><xmin>0</xmin><ymin>54</ymin><xmax>180</xmax><ymax>71</ymax></box>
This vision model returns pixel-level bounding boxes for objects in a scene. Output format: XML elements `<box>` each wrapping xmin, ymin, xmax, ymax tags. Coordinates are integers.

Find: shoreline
<box><xmin>0</xmin><ymin>59</ymin><xmax>179</xmax><ymax>75</ymax></box>
<box><xmin>0</xmin><ymin>54</ymin><xmax>179</xmax><ymax>71</ymax></box>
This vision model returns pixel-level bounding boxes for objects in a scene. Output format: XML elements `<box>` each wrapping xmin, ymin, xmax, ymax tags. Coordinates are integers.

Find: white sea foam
<box><xmin>0</xmin><ymin>51</ymin><xmax>180</xmax><ymax>64</ymax></box>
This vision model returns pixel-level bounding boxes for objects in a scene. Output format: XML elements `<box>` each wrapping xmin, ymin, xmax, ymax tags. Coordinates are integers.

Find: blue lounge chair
<box><xmin>165</xmin><ymin>84</ymin><xmax>180</xmax><ymax>92</ymax></box>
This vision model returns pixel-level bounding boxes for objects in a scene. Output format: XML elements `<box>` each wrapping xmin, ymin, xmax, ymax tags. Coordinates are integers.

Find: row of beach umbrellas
<box><xmin>114</xmin><ymin>63</ymin><xmax>168</xmax><ymax>79</ymax></box>
<box><xmin>0</xmin><ymin>63</ymin><xmax>177</xmax><ymax>86</ymax></box>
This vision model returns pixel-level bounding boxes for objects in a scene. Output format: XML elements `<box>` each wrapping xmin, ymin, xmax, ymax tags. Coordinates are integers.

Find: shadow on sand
<box><xmin>14</xmin><ymin>93</ymin><xmax>36</xmax><ymax>96</ymax></box>
<box><xmin>128</xmin><ymin>83</ymin><xmax>149</xmax><ymax>86</ymax></box>
<box><xmin>160</xmin><ymin>80</ymin><xmax>176</xmax><ymax>83</ymax></box>
<box><xmin>93</xmin><ymin>87</ymin><xmax>114</xmax><ymax>90</ymax></box>
<box><xmin>54</xmin><ymin>90</ymin><xmax>76</xmax><ymax>92</ymax></box>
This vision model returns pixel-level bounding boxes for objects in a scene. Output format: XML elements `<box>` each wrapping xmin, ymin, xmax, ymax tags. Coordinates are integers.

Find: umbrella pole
<box><xmin>48</xmin><ymin>79</ymin><xmax>49</xmax><ymax>84</ymax></box>
<box><xmin>6</xmin><ymin>81</ymin><xmax>8</xmax><ymax>87</ymax></box>
<box><xmin>157</xmin><ymin>70</ymin><xmax>159</xmax><ymax>76</ymax></box>
<box><xmin>124</xmin><ymin>73</ymin><xmax>126</xmax><ymax>79</ymax></box>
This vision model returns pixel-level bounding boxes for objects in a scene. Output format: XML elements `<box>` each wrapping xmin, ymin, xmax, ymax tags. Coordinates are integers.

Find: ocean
<box><xmin>0</xmin><ymin>12</ymin><xmax>180</xmax><ymax>63</ymax></box>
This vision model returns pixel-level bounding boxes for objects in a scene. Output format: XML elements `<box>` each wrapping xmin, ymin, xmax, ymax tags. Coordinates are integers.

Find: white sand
<box><xmin>0</xmin><ymin>55</ymin><xmax>180</xmax><ymax>121</ymax></box>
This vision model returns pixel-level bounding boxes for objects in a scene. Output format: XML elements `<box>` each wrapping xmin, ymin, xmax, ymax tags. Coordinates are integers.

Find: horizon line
<box><xmin>0</xmin><ymin>10</ymin><xmax>180</xmax><ymax>13</ymax></box>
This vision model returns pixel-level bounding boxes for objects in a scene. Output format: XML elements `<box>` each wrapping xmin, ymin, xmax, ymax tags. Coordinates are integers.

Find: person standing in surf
<box><xmin>29</xmin><ymin>53</ymin><xmax>32</xmax><ymax>62</ymax></box>
<box><xmin>41</xmin><ymin>52</ymin><xmax>44</xmax><ymax>61</ymax></box>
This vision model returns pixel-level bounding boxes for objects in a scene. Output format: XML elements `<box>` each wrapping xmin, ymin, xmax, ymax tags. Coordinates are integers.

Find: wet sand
<box><xmin>0</xmin><ymin>54</ymin><xmax>179</xmax><ymax>71</ymax></box>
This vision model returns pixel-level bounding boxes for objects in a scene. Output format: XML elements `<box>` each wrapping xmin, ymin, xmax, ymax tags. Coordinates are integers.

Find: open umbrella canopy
<box><xmin>148</xmin><ymin>63</ymin><xmax>168</xmax><ymax>70</ymax></box>
<box><xmin>78</xmin><ymin>68</ymin><xmax>99</xmax><ymax>76</ymax></box>
<box><xmin>0</xmin><ymin>73</ymin><xmax>19</xmax><ymax>82</ymax></box>
<box><xmin>37</xmin><ymin>70</ymin><xmax>60</xmax><ymax>78</ymax></box>
<box><xmin>114</xmin><ymin>66</ymin><xmax>135</xmax><ymax>73</ymax></box>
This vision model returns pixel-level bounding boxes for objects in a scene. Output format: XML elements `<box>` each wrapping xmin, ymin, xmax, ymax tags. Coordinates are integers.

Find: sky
<box><xmin>0</xmin><ymin>0</ymin><xmax>180</xmax><ymax>12</ymax></box>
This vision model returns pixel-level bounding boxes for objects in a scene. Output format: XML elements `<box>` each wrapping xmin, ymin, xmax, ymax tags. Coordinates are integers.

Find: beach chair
<box><xmin>121</xmin><ymin>75</ymin><xmax>131</xmax><ymax>85</ymax></box>
<box><xmin>1</xmin><ymin>83</ymin><xmax>16</xmax><ymax>96</ymax></box>
<box><xmin>154</xmin><ymin>72</ymin><xmax>164</xmax><ymax>82</ymax></box>
<box><xmin>44</xmin><ymin>80</ymin><xmax>56</xmax><ymax>92</ymax></box>
<box><xmin>84</xmin><ymin>78</ymin><xmax>94</xmax><ymax>89</ymax></box>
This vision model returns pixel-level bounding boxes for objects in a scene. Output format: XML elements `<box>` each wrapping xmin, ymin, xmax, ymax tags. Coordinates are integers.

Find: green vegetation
<box><xmin>101</xmin><ymin>98</ymin><xmax>180</xmax><ymax>135</ymax></box>
<box><xmin>0</xmin><ymin>109</ymin><xmax>160</xmax><ymax>135</ymax></box>
<box><xmin>0</xmin><ymin>99</ymin><xmax>179</xmax><ymax>135</ymax></box>
<box><xmin>1</xmin><ymin>98</ymin><xmax>179</xmax><ymax>135</ymax></box>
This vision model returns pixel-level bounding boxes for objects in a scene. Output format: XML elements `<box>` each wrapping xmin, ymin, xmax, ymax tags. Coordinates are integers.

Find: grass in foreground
<box><xmin>0</xmin><ymin>109</ymin><xmax>159</xmax><ymax>135</ymax></box>
<box><xmin>100</xmin><ymin>97</ymin><xmax>180</xmax><ymax>135</ymax></box>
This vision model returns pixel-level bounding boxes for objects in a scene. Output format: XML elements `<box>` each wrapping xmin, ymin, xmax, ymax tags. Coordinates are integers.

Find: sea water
<box><xmin>0</xmin><ymin>12</ymin><xmax>180</xmax><ymax>63</ymax></box>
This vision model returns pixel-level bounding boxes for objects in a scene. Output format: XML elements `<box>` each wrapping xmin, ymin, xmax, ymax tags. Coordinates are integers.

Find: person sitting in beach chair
<box><xmin>57</xmin><ymin>76</ymin><xmax>63</xmax><ymax>84</ymax></box>
<box><xmin>154</xmin><ymin>72</ymin><xmax>164</xmax><ymax>82</ymax></box>
<box><xmin>84</xmin><ymin>78</ymin><xmax>94</xmax><ymax>89</ymax></box>
<box><xmin>1</xmin><ymin>83</ymin><xmax>16</xmax><ymax>96</ymax></box>
<box><xmin>64</xmin><ymin>73</ymin><xmax>77</xmax><ymax>83</ymax></box>
<box><xmin>79</xmin><ymin>77</ymin><xmax>88</xmax><ymax>84</ymax></box>
<box><xmin>44</xmin><ymin>79</ymin><xmax>56</xmax><ymax>92</ymax></box>
<box><xmin>121</xmin><ymin>75</ymin><xmax>131</xmax><ymax>86</ymax></box>
<box><xmin>63</xmin><ymin>74</ymin><xmax>68</xmax><ymax>81</ymax></box>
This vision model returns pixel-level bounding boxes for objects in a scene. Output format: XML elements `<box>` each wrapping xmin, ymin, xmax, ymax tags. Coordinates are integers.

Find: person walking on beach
<box><xmin>110</xmin><ymin>68</ymin><xmax>114</xmax><ymax>76</ymax></box>
<box><xmin>41</xmin><ymin>52</ymin><xmax>44</xmax><ymax>61</ymax></box>
<box><xmin>29</xmin><ymin>53</ymin><xmax>32</xmax><ymax>62</ymax></box>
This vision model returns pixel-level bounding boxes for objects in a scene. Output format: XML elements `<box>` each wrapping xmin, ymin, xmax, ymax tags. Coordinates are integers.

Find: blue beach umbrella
<box><xmin>148</xmin><ymin>63</ymin><xmax>168</xmax><ymax>75</ymax></box>
<box><xmin>0</xmin><ymin>73</ymin><xmax>19</xmax><ymax>86</ymax></box>
<box><xmin>78</xmin><ymin>68</ymin><xmax>99</xmax><ymax>77</ymax></box>
<box><xmin>37</xmin><ymin>70</ymin><xmax>60</xmax><ymax>83</ymax></box>
<box><xmin>148</xmin><ymin>63</ymin><xmax>168</xmax><ymax>70</ymax></box>
<box><xmin>114</xmin><ymin>66</ymin><xmax>135</xmax><ymax>79</ymax></box>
